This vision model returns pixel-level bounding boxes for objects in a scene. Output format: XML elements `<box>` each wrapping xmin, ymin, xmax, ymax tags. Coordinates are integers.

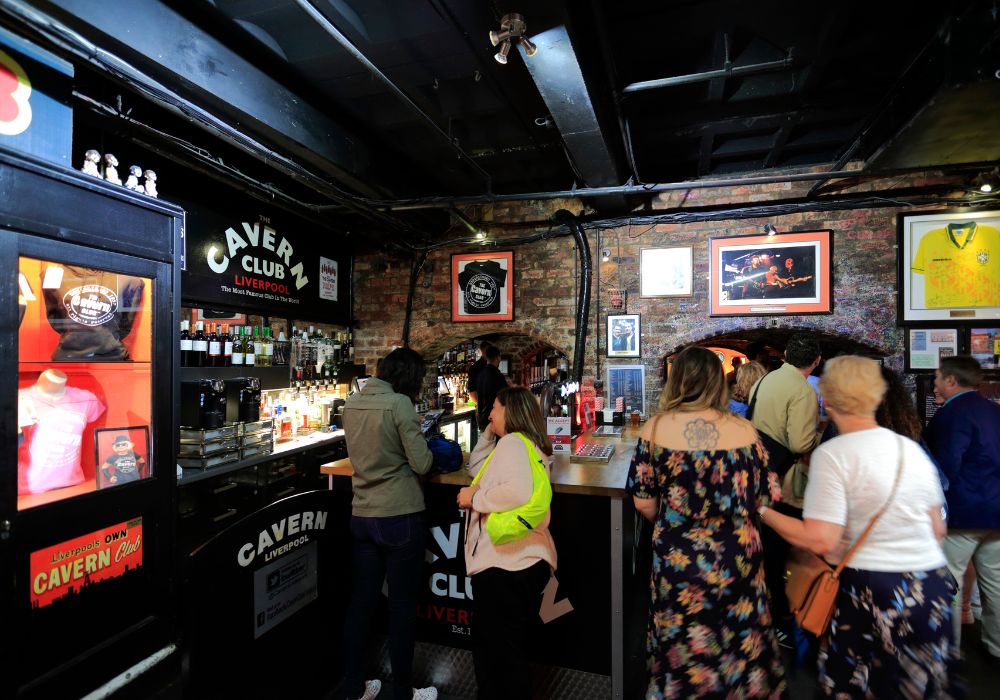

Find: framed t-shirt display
<box><xmin>451</xmin><ymin>250</ymin><xmax>514</xmax><ymax>322</ymax></box>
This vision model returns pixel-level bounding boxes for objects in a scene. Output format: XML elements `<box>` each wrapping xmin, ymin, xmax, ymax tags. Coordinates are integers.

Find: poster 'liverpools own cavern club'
<box><xmin>29</xmin><ymin>518</ymin><xmax>143</xmax><ymax>608</ymax></box>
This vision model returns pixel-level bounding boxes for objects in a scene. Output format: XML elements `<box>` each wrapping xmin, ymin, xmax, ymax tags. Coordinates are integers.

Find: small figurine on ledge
<box><xmin>81</xmin><ymin>149</ymin><xmax>101</xmax><ymax>178</ymax></box>
<box><xmin>142</xmin><ymin>169</ymin><xmax>158</xmax><ymax>198</ymax></box>
<box><xmin>104</xmin><ymin>153</ymin><xmax>122</xmax><ymax>185</ymax></box>
<box><xmin>125</xmin><ymin>165</ymin><xmax>143</xmax><ymax>192</ymax></box>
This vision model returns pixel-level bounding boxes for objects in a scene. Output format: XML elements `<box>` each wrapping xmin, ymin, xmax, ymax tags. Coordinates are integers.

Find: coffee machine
<box><xmin>226</xmin><ymin>377</ymin><xmax>261</xmax><ymax>423</ymax></box>
<box><xmin>181</xmin><ymin>379</ymin><xmax>227</xmax><ymax>429</ymax></box>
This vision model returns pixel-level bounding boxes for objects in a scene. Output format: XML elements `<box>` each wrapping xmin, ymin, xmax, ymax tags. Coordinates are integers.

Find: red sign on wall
<box><xmin>29</xmin><ymin>518</ymin><xmax>143</xmax><ymax>608</ymax></box>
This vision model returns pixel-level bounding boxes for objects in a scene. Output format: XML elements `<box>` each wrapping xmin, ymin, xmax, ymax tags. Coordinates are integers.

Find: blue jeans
<box><xmin>343</xmin><ymin>512</ymin><xmax>426</xmax><ymax>700</ymax></box>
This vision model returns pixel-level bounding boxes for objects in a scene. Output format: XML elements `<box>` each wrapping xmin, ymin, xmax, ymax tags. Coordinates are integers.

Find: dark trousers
<box><xmin>342</xmin><ymin>512</ymin><xmax>426</xmax><ymax>700</ymax></box>
<box><xmin>762</xmin><ymin>501</ymin><xmax>802</xmax><ymax>631</ymax></box>
<box><xmin>471</xmin><ymin>560</ymin><xmax>550</xmax><ymax>700</ymax></box>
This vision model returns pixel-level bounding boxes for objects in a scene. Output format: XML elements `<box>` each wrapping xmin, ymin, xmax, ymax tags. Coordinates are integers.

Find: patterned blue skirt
<box><xmin>818</xmin><ymin>566</ymin><xmax>960</xmax><ymax>699</ymax></box>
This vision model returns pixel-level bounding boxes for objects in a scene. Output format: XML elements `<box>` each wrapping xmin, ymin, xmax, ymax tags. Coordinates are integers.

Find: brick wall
<box><xmin>352</xmin><ymin>167</ymin><xmax>966</xmax><ymax>409</ymax></box>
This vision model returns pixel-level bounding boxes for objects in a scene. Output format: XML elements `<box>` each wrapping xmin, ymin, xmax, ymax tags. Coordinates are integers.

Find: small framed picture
<box><xmin>94</xmin><ymin>426</ymin><xmax>150</xmax><ymax>489</ymax></box>
<box><xmin>640</xmin><ymin>247</ymin><xmax>693</xmax><ymax>297</ymax></box>
<box><xmin>970</xmin><ymin>327</ymin><xmax>1000</xmax><ymax>370</ymax></box>
<box><xmin>898</xmin><ymin>209</ymin><xmax>1000</xmax><ymax>325</ymax></box>
<box><xmin>451</xmin><ymin>251</ymin><xmax>514</xmax><ymax>322</ymax></box>
<box><xmin>607</xmin><ymin>364</ymin><xmax>646</xmax><ymax>416</ymax></box>
<box><xmin>905</xmin><ymin>328</ymin><xmax>959</xmax><ymax>372</ymax></box>
<box><xmin>607</xmin><ymin>313</ymin><xmax>640</xmax><ymax>358</ymax></box>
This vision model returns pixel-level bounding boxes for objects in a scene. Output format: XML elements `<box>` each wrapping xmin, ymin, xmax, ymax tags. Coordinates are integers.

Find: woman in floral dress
<box><xmin>627</xmin><ymin>346</ymin><xmax>786</xmax><ymax>698</ymax></box>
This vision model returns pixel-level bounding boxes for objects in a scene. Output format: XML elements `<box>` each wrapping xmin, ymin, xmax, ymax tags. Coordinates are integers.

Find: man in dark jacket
<box><xmin>467</xmin><ymin>340</ymin><xmax>492</xmax><ymax>405</ymax></box>
<box><xmin>925</xmin><ymin>355</ymin><xmax>1000</xmax><ymax>660</ymax></box>
<box><xmin>474</xmin><ymin>345</ymin><xmax>507</xmax><ymax>430</ymax></box>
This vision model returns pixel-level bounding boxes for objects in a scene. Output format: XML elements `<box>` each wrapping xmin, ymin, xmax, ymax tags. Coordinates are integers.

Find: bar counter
<box><xmin>320</xmin><ymin>426</ymin><xmax>646</xmax><ymax>700</ymax></box>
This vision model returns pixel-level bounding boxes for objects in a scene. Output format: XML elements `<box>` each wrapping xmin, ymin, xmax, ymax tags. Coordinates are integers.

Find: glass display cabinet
<box><xmin>1</xmin><ymin>148</ymin><xmax>183</xmax><ymax>698</ymax></box>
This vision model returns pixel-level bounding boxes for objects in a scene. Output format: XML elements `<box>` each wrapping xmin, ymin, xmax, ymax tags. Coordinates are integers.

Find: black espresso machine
<box><xmin>181</xmin><ymin>379</ymin><xmax>227</xmax><ymax>429</ymax></box>
<box><xmin>225</xmin><ymin>376</ymin><xmax>261</xmax><ymax>423</ymax></box>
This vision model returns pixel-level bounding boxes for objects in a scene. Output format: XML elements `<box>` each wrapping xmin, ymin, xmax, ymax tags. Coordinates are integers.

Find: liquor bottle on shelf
<box><xmin>191</xmin><ymin>321</ymin><xmax>208</xmax><ymax>367</ymax></box>
<box><xmin>252</xmin><ymin>326</ymin><xmax>264</xmax><ymax>366</ymax></box>
<box><xmin>231</xmin><ymin>325</ymin><xmax>245</xmax><ymax>366</ymax></box>
<box><xmin>244</xmin><ymin>325</ymin><xmax>256</xmax><ymax>366</ymax></box>
<box><xmin>180</xmin><ymin>320</ymin><xmax>192</xmax><ymax>367</ymax></box>
<box><xmin>262</xmin><ymin>327</ymin><xmax>274</xmax><ymax>366</ymax></box>
<box><xmin>208</xmin><ymin>323</ymin><xmax>222</xmax><ymax>367</ymax></box>
<box><xmin>221</xmin><ymin>324</ymin><xmax>233</xmax><ymax>366</ymax></box>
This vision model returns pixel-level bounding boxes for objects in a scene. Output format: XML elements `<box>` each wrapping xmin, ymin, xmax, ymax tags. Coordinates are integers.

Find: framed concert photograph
<box><xmin>607</xmin><ymin>313</ymin><xmax>640</xmax><ymax>358</ymax></box>
<box><xmin>708</xmin><ymin>230</ymin><xmax>833</xmax><ymax>317</ymax></box>
<box><xmin>640</xmin><ymin>247</ymin><xmax>693</xmax><ymax>297</ymax></box>
<box><xmin>94</xmin><ymin>426</ymin><xmax>150</xmax><ymax>489</ymax></box>
<box><xmin>897</xmin><ymin>209</ymin><xmax>1000</xmax><ymax>325</ymax></box>
<box><xmin>451</xmin><ymin>251</ymin><xmax>514</xmax><ymax>322</ymax></box>
<box><xmin>904</xmin><ymin>327</ymin><xmax>959</xmax><ymax>372</ymax></box>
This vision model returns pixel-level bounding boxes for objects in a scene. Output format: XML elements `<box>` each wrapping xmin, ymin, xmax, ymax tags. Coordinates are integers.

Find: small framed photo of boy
<box><xmin>95</xmin><ymin>426</ymin><xmax>150</xmax><ymax>489</ymax></box>
<box><xmin>607</xmin><ymin>313</ymin><xmax>640</xmax><ymax>358</ymax></box>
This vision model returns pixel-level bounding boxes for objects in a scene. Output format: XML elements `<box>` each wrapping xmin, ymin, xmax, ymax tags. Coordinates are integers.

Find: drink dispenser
<box><xmin>226</xmin><ymin>376</ymin><xmax>261</xmax><ymax>422</ymax></box>
<box><xmin>181</xmin><ymin>379</ymin><xmax>227</xmax><ymax>429</ymax></box>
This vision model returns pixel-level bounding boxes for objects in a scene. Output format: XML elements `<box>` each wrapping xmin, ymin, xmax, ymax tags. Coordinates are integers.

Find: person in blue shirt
<box><xmin>924</xmin><ymin>355</ymin><xmax>1000</xmax><ymax>663</ymax></box>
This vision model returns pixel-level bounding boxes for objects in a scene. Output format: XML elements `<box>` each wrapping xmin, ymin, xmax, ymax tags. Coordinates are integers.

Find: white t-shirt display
<box><xmin>803</xmin><ymin>427</ymin><xmax>946</xmax><ymax>572</ymax></box>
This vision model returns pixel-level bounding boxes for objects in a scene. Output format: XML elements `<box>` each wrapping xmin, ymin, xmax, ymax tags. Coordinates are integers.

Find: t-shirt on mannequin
<box><xmin>18</xmin><ymin>369</ymin><xmax>106</xmax><ymax>494</ymax></box>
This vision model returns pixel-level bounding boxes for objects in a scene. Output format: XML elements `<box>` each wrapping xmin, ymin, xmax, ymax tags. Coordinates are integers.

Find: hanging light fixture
<box><xmin>488</xmin><ymin>13</ymin><xmax>536</xmax><ymax>65</ymax></box>
<box><xmin>763</xmin><ymin>223</ymin><xmax>778</xmax><ymax>236</ymax></box>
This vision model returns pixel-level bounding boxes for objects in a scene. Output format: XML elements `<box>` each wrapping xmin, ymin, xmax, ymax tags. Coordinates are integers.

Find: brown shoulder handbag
<box><xmin>783</xmin><ymin>435</ymin><xmax>904</xmax><ymax>636</ymax></box>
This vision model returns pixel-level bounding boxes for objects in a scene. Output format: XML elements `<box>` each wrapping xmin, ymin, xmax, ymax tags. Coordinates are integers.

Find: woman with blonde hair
<box><xmin>729</xmin><ymin>360</ymin><xmax>768</xmax><ymax>417</ymax></box>
<box><xmin>627</xmin><ymin>345</ymin><xmax>785</xmax><ymax>698</ymax></box>
<box><xmin>458</xmin><ymin>386</ymin><xmax>557</xmax><ymax>700</ymax></box>
<box><xmin>761</xmin><ymin>355</ymin><xmax>955</xmax><ymax>697</ymax></box>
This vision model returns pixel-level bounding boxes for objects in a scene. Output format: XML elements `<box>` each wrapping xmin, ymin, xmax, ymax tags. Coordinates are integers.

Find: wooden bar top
<box><xmin>321</xmin><ymin>425</ymin><xmax>643</xmax><ymax>498</ymax></box>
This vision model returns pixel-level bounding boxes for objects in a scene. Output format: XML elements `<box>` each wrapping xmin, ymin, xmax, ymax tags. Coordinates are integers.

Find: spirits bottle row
<box><xmin>179</xmin><ymin>320</ymin><xmax>289</xmax><ymax>367</ymax></box>
<box><xmin>289</xmin><ymin>329</ymin><xmax>354</xmax><ymax>382</ymax></box>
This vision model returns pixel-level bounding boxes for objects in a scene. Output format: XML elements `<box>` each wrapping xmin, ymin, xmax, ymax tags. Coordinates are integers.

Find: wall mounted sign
<box><xmin>607</xmin><ymin>364</ymin><xmax>646</xmax><ymax>416</ymax></box>
<box><xmin>905</xmin><ymin>328</ymin><xmax>959</xmax><ymax>372</ymax></box>
<box><xmin>451</xmin><ymin>250</ymin><xmax>514</xmax><ymax>322</ymax></box>
<box><xmin>709</xmin><ymin>230</ymin><xmax>833</xmax><ymax>317</ymax></box>
<box><xmin>29</xmin><ymin>517</ymin><xmax>143</xmax><ymax>608</ymax></box>
<box><xmin>0</xmin><ymin>28</ymin><xmax>73</xmax><ymax>166</ymax></box>
<box><xmin>640</xmin><ymin>247</ymin><xmax>693</xmax><ymax>297</ymax></box>
<box><xmin>897</xmin><ymin>209</ymin><xmax>1000</xmax><ymax>325</ymax></box>
<box><xmin>970</xmin><ymin>327</ymin><xmax>1000</xmax><ymax>370</ymax></box>
<box><xmin>180</xmin><ymin>203</ymin><xmax>350</xmax><ymax>323</ymax></box>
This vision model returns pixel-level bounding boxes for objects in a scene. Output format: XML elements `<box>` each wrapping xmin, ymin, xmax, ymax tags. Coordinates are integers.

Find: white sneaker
<box><xmin>412</xmin><ymin>687</ymin><xmax>438</xmax><ymax>700</ymax></box>
<box><xmin>355</xmin><ymin>679</ymin><xmax>382</xmax><ymax>700</ymax></box>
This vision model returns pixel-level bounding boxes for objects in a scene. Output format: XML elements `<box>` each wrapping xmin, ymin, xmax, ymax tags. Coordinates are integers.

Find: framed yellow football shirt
<box><xmin>912</xmin><ymin>222</ymin><xmax>1000</xmax><ymax>308</ymax></box>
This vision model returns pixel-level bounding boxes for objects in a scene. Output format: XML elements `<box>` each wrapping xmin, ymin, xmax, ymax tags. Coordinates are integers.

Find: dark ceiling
<box><xmin>7</xmin><ymin>0</ymin><xmax>1000</xmax><ymax>245</ymax></box>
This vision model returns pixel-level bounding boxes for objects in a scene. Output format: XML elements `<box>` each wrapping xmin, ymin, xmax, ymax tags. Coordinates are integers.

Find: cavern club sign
<box><xmin>181</xmin><ymin>209</ymin><xmax>349</xmax><ymax>321</ymax></box>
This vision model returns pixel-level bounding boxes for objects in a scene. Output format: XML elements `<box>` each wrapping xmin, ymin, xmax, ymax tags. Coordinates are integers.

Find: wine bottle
<box><xmin>244</xmin><ymin>325</ymin><xmax>256</xmax><ymax>366</ymax></box>
<box><xmin>179</xmin><ymin>320</ymin><xmax>192</xmax><ymax>367</ymax></box>
<box><xmin>222</xmin><ymin>323</ymin><xmax>233</xmax><ymax>366</ymax></box>
<box><xmin>263</xmin><ymin>327</ymin><xmax>274</xmax><ymax>367</ymax></box>
<box><xmin>208</xmin><ymin>323</ymin><xmax>222</xmax><ymax>367</ymax></box>
<box><xmin>192</xmin><ymin>321</ymin><xmax>208</xmax><ymax>367</ymax></box>
<box><xmin>231</xmin><ymin>326</ymin><xmax>245</xmax><ymax>366</ymax></box>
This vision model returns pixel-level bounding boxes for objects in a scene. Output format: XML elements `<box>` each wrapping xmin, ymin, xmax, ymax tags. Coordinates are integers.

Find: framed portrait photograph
<box><xmin>607</xmin><ymin>313</ymin><xmax>640</xmax><ymax>358</ymax></box>
<box><xmin>607</xmin><ymin>364</ymin><xmax>646</xmax><ymax>416</ymax></box>
<box><xmin>709</xmin><ymin>230</ymin><xmax>833</xmax><ymax>317</ymax></box>
<box><xmin>905</xmin><ymin>328</ymin><xmax>959</xmax><ymax>372</ymax></box>
<box><xmin>898</xmin><ymin>209</ymin><xmax>1000</xmax><ymax>325</ymax></box>
<box><xmin>94</xmin><ymin>426</ymin><xmax>150</xmax><ymax>489</ymax></box>
<box><xmin>451</xmin><ymin>251</ymin><xmax>514</xmax><ymax>322</ymax></box>
<box><xmin>640</xmin><ymin>247</ymin><xmax>693</xmax><ymax>297</ymax></box>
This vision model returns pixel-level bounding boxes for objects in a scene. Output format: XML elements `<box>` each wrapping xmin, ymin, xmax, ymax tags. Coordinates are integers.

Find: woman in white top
<box><xmin>761</xmin><ymin>355</ymin><xmax>957</xmax><ymax>698</ymax></box>
<box><xmin>457</xmin><ymin>386</ymin><xmax>557</xmax><ymax>700</ymax></box>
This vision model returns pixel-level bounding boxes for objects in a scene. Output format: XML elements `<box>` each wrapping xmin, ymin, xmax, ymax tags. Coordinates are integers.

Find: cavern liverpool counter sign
<box><xmin>181</xmin><ymin>210</ymin><xmax>349</xmax><ymax>322</ymax></box>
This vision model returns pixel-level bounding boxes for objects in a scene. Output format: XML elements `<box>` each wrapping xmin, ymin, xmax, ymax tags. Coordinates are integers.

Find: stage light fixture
<box><xmin>602</xmin><ymin>248</ymin><xmax>611</xmax><ymax>262</ymax></box>
<box><xmin>488</xmin><ymin>13</ymin><xmax>536</xmax><ymax>65</ymax></box>
<box><xmin>763</xmin><ymin>224</ymin><xmax>778</xmax><ymax>236</ymax></box>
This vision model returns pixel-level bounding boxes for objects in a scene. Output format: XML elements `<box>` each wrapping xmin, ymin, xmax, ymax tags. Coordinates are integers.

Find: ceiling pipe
<box><xmin>553</xmin><ymin>210</ymin><xmax>592</xmax><ymax>386</ymax></box>
<box><xmin>293</xmin><ymin>0</ymin><xmax>492</xmax><ymax>192</ymax></box>
<box><xmin>376</xmin><ymin>162</ymin><xmax>995</xmax><ymax>211</ymax></box>
<box><xmin>622</xmin><ymin>53</ymin><xmax>795</xmax><ymax>94</ymax></box>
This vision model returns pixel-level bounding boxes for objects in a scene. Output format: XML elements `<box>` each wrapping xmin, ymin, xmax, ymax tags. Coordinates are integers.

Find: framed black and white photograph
<box><xmin>640</xmin><ymin>247</ymin><xmax>693</xmax><ymax>297</ymax></box>
<box><xmin>451</xmin><ymin>251</ymin><xmax>514</xmax><ymax>322</ymax></box>
<box><xmin>607</xmin><ymin>313</ymin><xmax>640</xmax><ymax>358</ymax></box>
<box><xmin>709</xmin><ymin>230</ymin><xmax>832</xmax><ymax>317</ymax></box>
<box><xmin>905</xmin><ymin>328</ymin><xmax>959</xmax><ymax>372</ymax></box>
<box><xmin>898</xmin><ymin>209</ymin><xmax>1000</xmax><ymax>325</ymax></box>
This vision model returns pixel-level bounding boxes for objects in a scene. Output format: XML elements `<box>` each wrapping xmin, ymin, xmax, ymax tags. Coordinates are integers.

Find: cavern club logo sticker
<box><xmin>30</xmin><ymin>518</ymin><xmax>143</xmax><ymax>608</ymax></box>
<box><xmin>63</xmin><ymin>285</ymin><xmax>118</xmax><ymax>326</ymax></box>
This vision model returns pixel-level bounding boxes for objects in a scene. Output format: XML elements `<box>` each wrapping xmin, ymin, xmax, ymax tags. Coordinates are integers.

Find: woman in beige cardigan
<box><xmin>458</xmin><ymin>387</ymin><xmax>557</xmax><ymax>700</ymax></box>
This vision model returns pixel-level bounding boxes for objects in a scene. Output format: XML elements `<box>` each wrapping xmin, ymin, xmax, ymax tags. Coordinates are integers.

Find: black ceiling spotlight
<box><xmin>489</xmin><ymin>13</ymin><xmax>537</xmax><ymax>65</ymax></box>
<box><xmin>973</xmin><ymin>168</ymin><xmax>999</xmax><ymax>193</ymax></box>
<box><xmin>763</xmin><ymin>223</ymin><xmax>778</xmax><ymax>236</ymax></box>
<box><xmin>602</xmin><ymin>248</ymin><xmax>612</xmax><ymax>262</ymax></box>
